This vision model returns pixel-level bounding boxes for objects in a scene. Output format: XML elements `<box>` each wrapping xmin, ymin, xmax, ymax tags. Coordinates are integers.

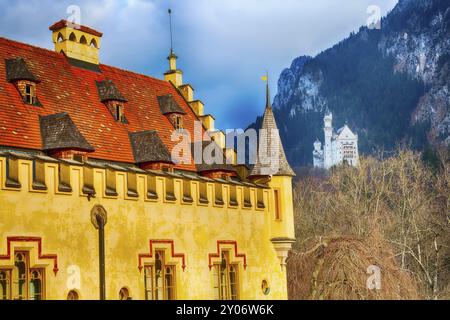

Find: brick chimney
<box><xmin>49</xmin><ymin>20</ymin><xmax>103</xmax><ymax>65</ymax></box>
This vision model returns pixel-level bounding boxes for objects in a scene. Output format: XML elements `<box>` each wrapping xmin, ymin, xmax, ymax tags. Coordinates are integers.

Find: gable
<box><xmin>336</xmin><ymin>126</ymin><xmax>357</xmax><ymax>140</ymax></box>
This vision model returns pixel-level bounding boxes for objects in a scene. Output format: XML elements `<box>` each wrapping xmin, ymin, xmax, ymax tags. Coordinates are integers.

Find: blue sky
<box><xmin>0</xmin><ymin>0</ymin><xmax>398</xmax><ymax>129</ymax></box>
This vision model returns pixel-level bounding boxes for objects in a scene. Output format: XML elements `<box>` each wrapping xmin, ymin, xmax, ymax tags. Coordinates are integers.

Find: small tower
<box><xmin>49</xmin><ymin>20</ymin><xmax>102</xmax><ymax>65</ymax></box>
<box><xmin>313</xmin><ymin>139</ymin><xmax>322</xmax><ymax>152</ymax></box>
<box><xmin>324</xmin><ymin>112</ymin><xmax>333</xmax><ymax>169</ymax></box>
<box><xmin>313</xmin><ymin>139</ymin><xmax>324</xmax><ymax>168</ymax></box>
<box><xmin>164</xmin><ymin>9</ymin><xmax>183</xmax><ymax>87</ymax></box>
<box><xmin>249</xmin><ymin>75</ymin><xmax>296</xmax><ymax>275</ymax></box>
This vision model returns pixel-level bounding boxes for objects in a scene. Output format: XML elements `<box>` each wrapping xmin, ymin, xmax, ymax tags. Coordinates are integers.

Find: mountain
<box><xmin>268</xmin><ymin>0</ymin><xmax>450</xmax><ymax>167</ymax></box>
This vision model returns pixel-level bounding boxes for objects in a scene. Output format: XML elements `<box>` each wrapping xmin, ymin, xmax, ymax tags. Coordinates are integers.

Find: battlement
<box><xmin>0</xmin><ymin>151</ymin><xmax>269</xmax><ymax>212</ymax></box>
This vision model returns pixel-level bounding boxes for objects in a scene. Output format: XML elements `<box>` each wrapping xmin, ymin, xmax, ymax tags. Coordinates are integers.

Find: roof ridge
<box><xmin>0</xmin><ymin>36</ymin><xmax>59</xmax><ymax>57</ymax></box>
<box><xmin>0</xmin><ymin>36</ymin><xmax>169</xmax><ymax>85</ymax></box>
<box><xmin>100</xmin><ymin>63</ymin><xmax>168</xmax><ymax>85</ymax></box>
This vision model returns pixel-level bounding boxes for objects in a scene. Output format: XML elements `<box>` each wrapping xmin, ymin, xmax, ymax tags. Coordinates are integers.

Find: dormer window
<box><xmin>5</xmin><ymin>58</ymin><xmax>41</xmax><ymax>106</ymax></box>
<box><xmin>24</xmin><ymin>82</ymin><xmax>36</xmax><ymax>104</ymax></box>
<box><xmin>173</xmin><ymin>114</ymin><xmax>184</xmax><ymax>130</ymax></box>
<box><xmin>157</xmin><ymin>94</ymin><xmax>187</xmax><ymax>131</ymax></box>
<box><xmin>96</xmin><ymin>80</ymin><xmax>128</xmax><ymax>124</ymax></box>
<box><xmin>115</xmin><ymin>103</ymin><xmax>125</xmax><ymax>123</ymax></box>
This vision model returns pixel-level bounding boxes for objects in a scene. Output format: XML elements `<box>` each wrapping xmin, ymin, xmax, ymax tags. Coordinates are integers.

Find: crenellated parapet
<box><xmin>0</xmin><ymin>151</ymin><xmax>269</xmax><ymax>212</ymax></box>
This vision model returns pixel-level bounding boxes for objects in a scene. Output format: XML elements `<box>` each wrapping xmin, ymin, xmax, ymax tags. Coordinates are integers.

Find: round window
<box><xmin>67</xmin><ymin>290</ymin><xmax>79</xmax><ymax>300</ymax></box>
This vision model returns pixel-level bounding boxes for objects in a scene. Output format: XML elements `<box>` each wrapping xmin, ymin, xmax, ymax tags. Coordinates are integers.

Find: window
<box><xmin>144</xmin><ymin>251</ymin><xmax>176</xmax><ymax>300</ymax></box>
<box><xmin>80</xmin><ymin>35</ymin><xmax>87</xmax><ymax>45</ymax></box>
<box><xmin>274</xmin><ymin>189</ymin><xmax>281</xmax><ymax>220</ymax></box>
<box><xmin>69</xmin><ymin>32</ymin><xmax>77</xmax><ymax>42</ymax></box>
<box><xmin>212</xmin><ymin>251</ymin><xmax>239</xmax><ymax>300</ymax></box>
<box><xmin>24</xmin><ymin>83</ymin><xmax>36</xmax><ymax>104</ymax></box>
<box><xmin>0</xmin><ymin>270</ymin><xmax>10</xmax><ymax>300</ymax></box>
<box><xmin>115</xmin><ymin>104</ymin><xmax>124</xmax><ymax>122</ymax></box>
<box><xmin>119</xmin><ymin>287</ymin><xmax>130</xmax><ymax>300</ymax></box>
<box><xmin>90</xmin><ymin>39</ymin><xmax>98</xmax><ymax>48</ymax></box>
<box><xmin>173</xmin><ymin>115</ymin><xmax>183</xmax><ymax>130</ymax></box>
<box><xmin>0</xmin><ymin>251</ymin><xmax>45</xmax><ymax>300</ymax></box>
<box><xmin>29</xmin><ymin>269</ymin><xmax>44</xmax><ymax>300</ymax></box>
<box><xmin>67</xmin><ymin>290</ymin><xmax>79</xmax><ymax>300</ymax></box>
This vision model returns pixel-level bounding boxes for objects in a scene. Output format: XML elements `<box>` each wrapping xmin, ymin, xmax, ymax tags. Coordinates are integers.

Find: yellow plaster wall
<box><xmin>0</xmin><ymin>157</ymin><xmax>294</xmax><ymax>300</ymax></box>
<box><xmin>268</xmin><ymin>176</ymin><xmax>296</xmax><ymax>240</ymax></box>
<box><xmin>200</xmin><ymin>115</ymin><xmax>215</xmax><ymax>132</ymax></box>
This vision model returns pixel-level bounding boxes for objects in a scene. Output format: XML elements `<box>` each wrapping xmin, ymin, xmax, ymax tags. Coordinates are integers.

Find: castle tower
<box><xmin>49</xmin><ymin>20</ymin><xmax>103</xmax><ymax>65</ymax></box>
<box><xmin>249</xmin><ymin>77</ymin><xmax>296</xmax><ymax>277</ymax></box>
<box><xmin>313</xmin><ymin>139</ymin><xmax>322</xmax><ymax>152</ymax></box>
<box><xmin>324</xmin><ymin>113</ymin><xmax>333</xmax><ymax>169</ymax></box>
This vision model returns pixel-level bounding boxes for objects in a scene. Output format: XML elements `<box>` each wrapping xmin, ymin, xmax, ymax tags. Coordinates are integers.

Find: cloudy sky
<box><xmin>0</xmin><ymin>0</ymin><xmax>398</xmax><ymax>129</ymax></box>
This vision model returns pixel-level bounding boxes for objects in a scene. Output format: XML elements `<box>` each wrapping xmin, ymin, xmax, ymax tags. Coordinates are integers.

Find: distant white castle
<box><xmin>313</xmin><ymin>113</ymin><xmax>359</xmax><ymax>169</ymax></box>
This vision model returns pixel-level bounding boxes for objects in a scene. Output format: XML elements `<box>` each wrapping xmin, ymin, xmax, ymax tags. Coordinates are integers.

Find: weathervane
<box><xmin>262</xmin><ymin>71</ymin><xmax>271</xmax><ymax>109</ymax></box>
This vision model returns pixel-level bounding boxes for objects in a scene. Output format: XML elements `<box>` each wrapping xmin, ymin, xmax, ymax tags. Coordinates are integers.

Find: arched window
<box><xmin>57</xmin><ymin>32</ymin><xmax>64</xmax><ymax>43</ymax></box>
<box><xmin>80</xmin><ymin>35</ymin><xmax>87</xmax><ymax>45</ymax></box>
<box><xmin>69</xmin><ymin>32</ymin><xmax>77</xmax><ymax>42</ymax></box>
<box><xmin>212</xmin><ymin>251</ymin><xmax>239</xmax><ymax>300</ymax></box>
<box><xmin>67</xmin><ymin>290</ymin><xmax>79</xmax><ymax>300</ymax></box>
<box><xmin>144</xmin><ymin>251</ymin><xmax>176</xmax><ymax>300</ymax></box>
<box><xmin>90</xmin><ymin>39</ymin><xmax>98</xmax><ymax>48</ymax></box>
<box><xmin>0</xmin><ymin>251</ymin><xmax>46</xmax><ymax>300</ymax></box>
<box><xmin>119</xmin><ymin>287</ymin><xmax>130</xmax><ymax>300</ymax></box>
<box><xmin>0</xmin><ymin>270</ymin><xmax>10</xmax><ymax>300</ymax></box>
<box><xmin>12</xmin><ymin>252</ymin><xmax>27</xmax><ymax>300</ymax></box>
<box><xmin>29</xmin><ymin>270</ymin><xmax>43</xmax><ymax>300</ymax></box>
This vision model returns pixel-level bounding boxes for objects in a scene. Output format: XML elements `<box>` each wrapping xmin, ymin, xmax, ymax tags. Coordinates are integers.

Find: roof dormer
<box><xmin>96</xmin><ymin>80</ymin><xmax>128</xmax><ymax>124</ymax></box>
<box><xmin>129</xmin><ymin>130</ymin><xmax>174</xmax><ymax>171</ymax></box>
<box><xmin>157</xmin><ymin>94</ymin><xmax>186</xmax><ymax>130</ymax></box>
<box><xmin>40</xmin><ymin>113</ymin><xmax>94</xmax><ymax>160</ymax></box>
<box><xmin>5</xmin><ymin>58</ymin><xmax>41</xmax><ymax>106</ymax></box>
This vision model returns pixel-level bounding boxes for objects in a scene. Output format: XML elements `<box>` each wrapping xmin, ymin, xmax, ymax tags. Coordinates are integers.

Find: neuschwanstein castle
<box><xmin>313</xmin><ymin>113</ymin><xmax>359</xmax><ymax>169</ymax></box>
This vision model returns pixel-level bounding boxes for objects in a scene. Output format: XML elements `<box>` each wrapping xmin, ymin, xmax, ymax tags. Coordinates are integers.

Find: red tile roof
<box><xmin>0</xmin><ymin>36</ymin><xmax>202</xmax><ymax>171</ymax></box>
<box><xmin>49</xmin><ymin>20</ymin><xmax>103</xmax><ymax>37</ymax></box>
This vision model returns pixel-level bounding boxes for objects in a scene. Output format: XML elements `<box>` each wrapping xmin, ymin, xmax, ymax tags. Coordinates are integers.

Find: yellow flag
<box><xmin>261</xmin><ymin>75</ymin><xmax>268</xmax><ymax>81</ymax></box>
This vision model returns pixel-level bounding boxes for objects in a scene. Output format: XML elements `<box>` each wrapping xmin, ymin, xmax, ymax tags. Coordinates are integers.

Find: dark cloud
<box><xmin>0</xmin><ymin>0</ymin><xmax>398</xmax><ymax>129</ymax></box>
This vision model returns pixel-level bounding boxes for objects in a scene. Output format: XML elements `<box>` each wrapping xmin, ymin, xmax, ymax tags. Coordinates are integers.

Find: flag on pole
<box><xmin>261</xmin><ymin>75</ymin><xmax>268</xmax><ymax>82</ymax></box>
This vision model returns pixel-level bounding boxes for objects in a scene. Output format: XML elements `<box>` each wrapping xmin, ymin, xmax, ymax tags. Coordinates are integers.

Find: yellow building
<box><xmin>0</xmin><ymin>19</ymin><xmax>295</xmax><ymax>300</ymax></box>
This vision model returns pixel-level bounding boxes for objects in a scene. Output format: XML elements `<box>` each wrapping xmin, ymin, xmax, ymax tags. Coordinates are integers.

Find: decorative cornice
<box><xmin>208</xmin><ymin>240</ymin><xmax>247</xmax><ymax>270</ymax></box>
<box><xmin>138</xmin><ymin>239</ymin><xmax>186</xmax><ymax>272</ymax></box>
<box><xmin>0</xmin><ymin>236</ymin><xmax>59</xmax><ymax>275</ymax></box>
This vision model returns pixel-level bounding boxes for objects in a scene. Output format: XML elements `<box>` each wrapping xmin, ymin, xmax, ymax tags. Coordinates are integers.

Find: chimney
<box><xmin>49</xmin><ymin>20</ymin><xmax>103</xmax><ymax>65</ymax></box>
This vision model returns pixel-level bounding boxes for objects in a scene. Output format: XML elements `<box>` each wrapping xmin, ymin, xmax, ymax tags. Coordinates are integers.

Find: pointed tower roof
<box><xmin>249</xmin><ymin>77</ymin><xmax>295</xmax><ymax>178</ymax></box>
